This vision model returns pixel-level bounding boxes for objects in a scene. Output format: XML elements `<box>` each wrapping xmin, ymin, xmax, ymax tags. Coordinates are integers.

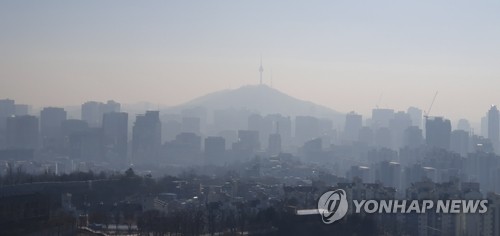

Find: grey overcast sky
<box><xmin>1</xmin><ymin>0</ymin><xmax>500</xmax><ymax>122</ymax></box>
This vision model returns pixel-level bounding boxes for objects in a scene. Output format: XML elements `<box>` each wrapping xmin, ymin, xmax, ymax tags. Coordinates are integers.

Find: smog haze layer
<box><xmin>1</xmin><ymin>1</ymin><xmax>500</xmax><ymax>121</ymax></box>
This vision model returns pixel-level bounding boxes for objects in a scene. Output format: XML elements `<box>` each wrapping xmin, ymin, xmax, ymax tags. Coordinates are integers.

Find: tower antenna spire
<box><xmin>259</xmin><ymin>55</ymin><xmax>264</xmax><ymax>85</ymax></box>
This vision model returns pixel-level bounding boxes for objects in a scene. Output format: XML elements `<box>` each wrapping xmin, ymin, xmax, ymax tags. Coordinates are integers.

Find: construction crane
<box><xmin>424</xmin><ymin>91</ymin><xmax>438</xmax><ymax>120</ymax></box>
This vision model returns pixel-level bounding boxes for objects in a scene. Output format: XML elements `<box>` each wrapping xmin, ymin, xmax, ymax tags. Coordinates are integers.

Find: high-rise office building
<box><xmin>40</xmin><ymin>107</ymin><xmax>67</xmax><ymax>149</ymax></box>
<box><xmin>450</xmin><ymin>130</ymin><xmax>469</xmax><ymax>157</ymax></box>
<box><xmin>267</xmin><ymin>133</ymin><xmax>282</xmax><ymax>155</ymax></box>
<box><xmin>389</xmin><ymin>111</ymin><xmax>412</xmax><ymax>149</ymax></box>
<box><xmin>344</xmin><ymin>111</ymin><xmax>362</xmax><ymax>142</ymax></box>
<box><xmin>425</xmin><ymin>117</ymin><xmax>451</xmax><ymax>150</ymax></box>
<box><xmin>172</xmin><ymin>132</ymin><xmax>202</xmax><ymax>152</ymax></box>
<box><xmin>69</xmin><ymin>127</ymin><xmax>103</xmax><ymax>161</ymax></box>
<box><xmin>132</xmin><ymin>111</ymin><xmax>161</xmax><ymax>163</ymax></box>
<box><xmin>0</xmin><ymin>99</ymin><xmax>15</xmax><ymax>148</ymax></box>
<box><xmin>375</xmin><ymin>127</ymin><xmax>392</xmax><ymax>149</ymax></box>
<box><xmin>61</xmin><ymin>119</ymin><xmax>89</xmax><ymax>152</ymax></box>
<box><xmin>81</xmin><ymin>100</ymin><xmax>120</xmax><ymax>127</ymax></box>
<box><xmin>403</xmin><ymin>126</ymin><xmax>423</xmax><ymax>149</ymax></box>
<box><xmin>102</xmin><ymin>100</ymin><xmax>120</xmax><ymax>114</ymax></box>
<box><xmin>456</xmin><ymin>119</ymin><xmax>471</xmax><ymax>132</ymax></box>
<box><xmin>62</xmin><ymin>119</ymin><xmax>89</xmax><ymax>138</ymax></box>
<box><xmin>407</xmin><ymin>107</ymin><xmax>423</xmax><ymax>128</ymax></box>
<box><xmin>375</xmin><ymin>161</ymin><xmax>401</xmax><ymax>190</ymax></box>
<box><xmin>371</xmin><ymin>108</ymin><xmax>395</xmax><ymax>129</ymax></box>
<box><xmin>0</xmin><ymin>99</ymin><xmax>15</xmax><ymax>125</ymax></box>
<box><xmin>233</xmin><ymin>130</ymin><xmax>260</xmax><ymax>152</ymax></box>
<box><xmin>266</xmin><ymin>114</ymin><xmax>292</xmax><ymax>149</ymax></box>
<box><xmin>165</xmin><ymin>132</ymin><xmax>202</xmax><ymax>164</ymax></box>
<box><xmin>481</xmin><ymin>115</ymin><xmax>488</xmax><ymax>138</ymax></box>
<box><xmin>103</xmin><ymin>112</ymin><xmax>128</xmax><ymax>161</ymax></box>
<box><xmin>488</xmin><ymin>105</ymin><xmax>499</xmax><ymax>153</ymax></box>
<box><xmin>6</xmin><ymin>115</ymin><xmax>39</xmax><ymax>149</ymax></box>
<box><xmin>358</xmin><ymin>126</ymin><xmax>374</xmax><ymax>146</ymax></box>
<box><xmin>81</xmin><ymin>101</ymin><xmax>102</xmax><ymax>127</ymax></box>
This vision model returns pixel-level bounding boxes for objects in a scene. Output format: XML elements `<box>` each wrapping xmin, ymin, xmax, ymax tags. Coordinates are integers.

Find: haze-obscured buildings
<box><xmin>132</xmin><ymin>111</ymin><xmax>161</xmax><ymax>164</ymax></box>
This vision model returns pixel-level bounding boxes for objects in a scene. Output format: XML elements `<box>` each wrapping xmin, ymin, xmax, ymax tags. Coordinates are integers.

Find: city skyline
<box><xmin>0</xmin><ymin>83</ymin><xmax>495</xmax><ymax>131</ymax></box>
<box><xmin>3</xmin><ymin>2</ymin><xmax>500</xmax><ymax>235</ymax></box>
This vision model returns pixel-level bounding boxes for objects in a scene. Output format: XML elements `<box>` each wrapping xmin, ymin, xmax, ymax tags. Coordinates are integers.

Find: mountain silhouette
<box><xmin>168</xmin><ymin>85</ymin><xmax>344</xmax><ymax>121</ymax></box>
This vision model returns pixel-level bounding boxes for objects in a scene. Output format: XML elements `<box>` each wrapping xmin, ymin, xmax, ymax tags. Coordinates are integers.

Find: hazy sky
<box><xmin>1</xmin><ymin>1</ymin><xmax>500</xmax><ymax>122</ymax></box>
